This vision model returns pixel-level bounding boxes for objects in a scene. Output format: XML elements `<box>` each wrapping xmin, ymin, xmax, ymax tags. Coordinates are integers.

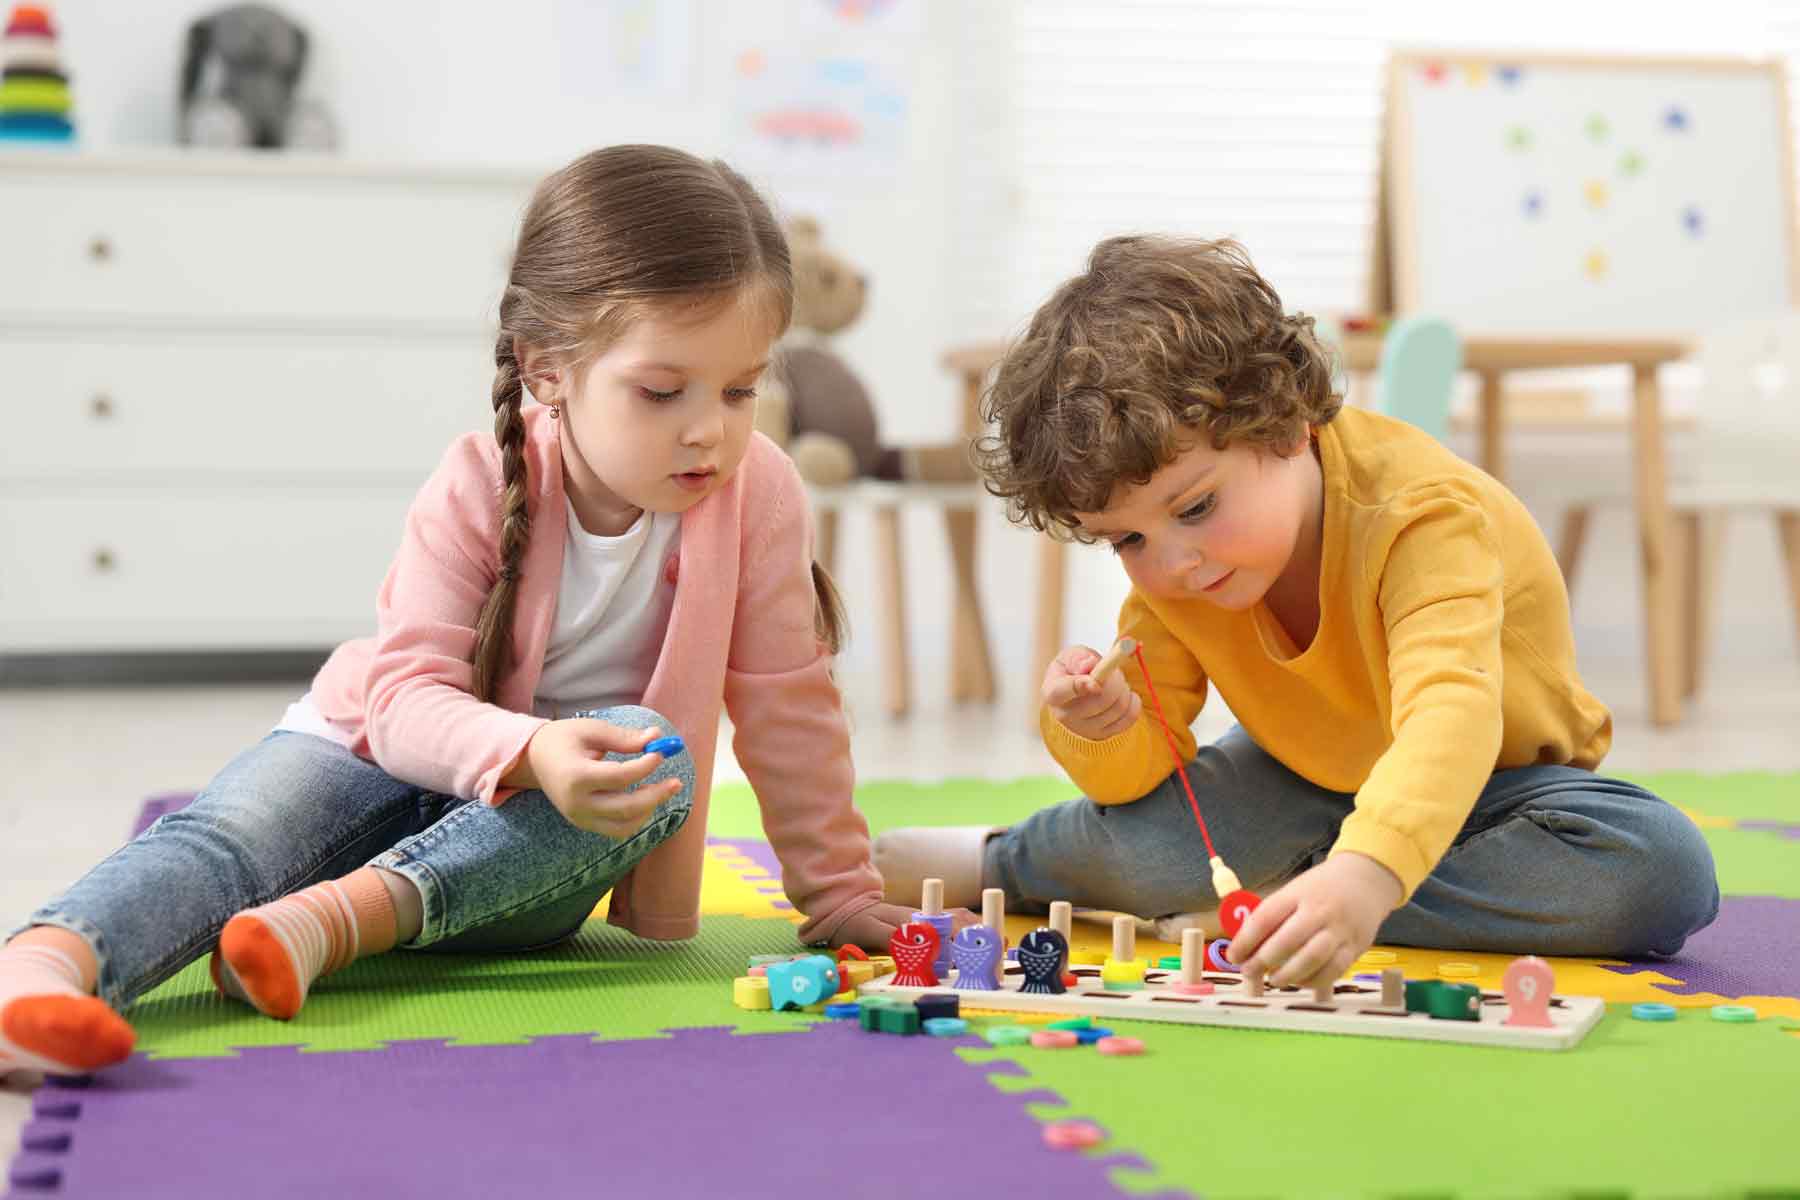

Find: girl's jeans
<box><xmin>983</xmin><ymin>725</ymin><xmax>1719</xmax><ymax>958</ymax></box>
<box><xmin>13</xmin><ymin>705</ymin><xmax>693</xmax><ymax>1011</ymax></box>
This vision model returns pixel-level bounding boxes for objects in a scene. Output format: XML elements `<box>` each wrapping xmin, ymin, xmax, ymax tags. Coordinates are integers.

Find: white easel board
<box><xmin>860</xmin><ymin>963</ymin><xmax>1606</xmax><ymax>1051</ymax></box>
<box><xmin>1383</xmin><ymin>52</ymin><xmax>1797</xmax><ymax>338</ymax></box>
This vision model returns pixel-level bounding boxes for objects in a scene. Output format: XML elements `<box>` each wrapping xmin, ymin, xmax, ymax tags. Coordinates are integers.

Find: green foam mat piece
<box><xmin>959</xmin><ymin>1004</ymin><xmax>1798</xmax><ymax>1199</ymax></box>
<box><xmin>129</xmin><ymin>914</ymin><xmax>821</xmax><ymax>1059</ymax></box>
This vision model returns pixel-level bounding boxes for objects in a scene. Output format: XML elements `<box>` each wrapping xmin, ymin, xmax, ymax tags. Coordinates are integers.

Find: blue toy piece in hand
<box><xmin>644</xmin><ymin>736</ymin><xmax>685</xmax><ymax>759</ymax></box>
<box><xmin>765</xmin><ymin>955</ymin><xmax>841</xmax><ymax>1011</ymax></box>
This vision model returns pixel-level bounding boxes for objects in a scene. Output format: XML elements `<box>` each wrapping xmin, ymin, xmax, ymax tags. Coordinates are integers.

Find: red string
<box><xmin>1132</xmin><ymin>642</ymin><xmax>1217</xmax><ymax>861</ymax></box>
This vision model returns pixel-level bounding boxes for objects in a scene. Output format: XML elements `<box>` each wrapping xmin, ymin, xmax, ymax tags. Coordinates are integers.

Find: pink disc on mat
<box><xmin>1029</xmin><ymin>1030</ymin><xmax>1079</xmax><ymax>1049</ymax></box>
<box><xmin>1095</xmin><ymin>1036</ymin><xmax>1145</xmax><ymax>1055</ymax></box>
<box><xmin>1043</xmin><ymin>1120</ymin><xmax>1106</xmax><ymax>1149</ymax></box>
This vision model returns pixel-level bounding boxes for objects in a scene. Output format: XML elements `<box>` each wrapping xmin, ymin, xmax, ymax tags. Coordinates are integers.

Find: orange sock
<box><xmin>0</xmin><ymin>929</ymin><xmax>135</xmax><ymax>1075</ymax></box>
<box><xmin>211</xmin><ymin>869</ymin><xmax>398</xmax><ymax>1021</ymax></box>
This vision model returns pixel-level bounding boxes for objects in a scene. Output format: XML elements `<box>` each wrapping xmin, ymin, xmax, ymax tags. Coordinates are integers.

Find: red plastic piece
<box><xmin>836</xmin><ymin>943</ymin><xmax>869</xmax><ymax>963</ymax></box>
<box><xmin>1218</xmin><ymin>889</ymin><xmax>1261</xmax><ymax>938</ymax></box>
<box><xmin>889</xmin><ymin>921</ymin><xmax>940</xmax><ymax>987</ymax></box>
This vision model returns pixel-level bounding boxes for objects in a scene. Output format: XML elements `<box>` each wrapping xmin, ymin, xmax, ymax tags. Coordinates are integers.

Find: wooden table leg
<box><xmin>1477</xmin><ymin>368</ymin><xmax>1506</xmax><ymax>482</ymax></box>
<box><xmin>1631</xmin><ymin>364</ymin><xmax>1684</xmax><ymax>726</ymax></box>
<box><xmin>1032</xmin><ymin>534</ymin><xmax>1067</xmax><ymax>719</ymax></box>
<box><xmin>873</xmin><ymin>504</ymin><xmax>910</xmax><ymax>719</ymax></box>
<box><xmin>945</xmin><ymin>505</ymin><xmax>996</xmax><ymax>703</ymax></box>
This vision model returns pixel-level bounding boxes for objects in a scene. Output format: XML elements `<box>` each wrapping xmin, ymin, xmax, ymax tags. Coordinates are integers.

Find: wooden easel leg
<box><xmin>873</xmin><ymin>505</ymin><xmax>910</xmax><ymax>719</ymax></box>
<box><xmin>944</xmin><ymin>506</ymin><xmax>996</xmax><ymax>703</ymax></box>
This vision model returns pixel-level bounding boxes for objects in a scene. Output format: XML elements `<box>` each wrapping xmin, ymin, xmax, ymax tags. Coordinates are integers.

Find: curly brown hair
<box><xmin>974</xmin><ymin>235</ymin><xmax>1341</xmax><ymax>541</ymax></box>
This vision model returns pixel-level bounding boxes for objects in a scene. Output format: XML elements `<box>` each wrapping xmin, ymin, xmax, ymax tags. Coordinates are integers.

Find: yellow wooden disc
<box><xmin>1437</xmin><ymin>961</ymin><xmax>1481</xmax><ymax>979</ymax></box>
<box><xmin>732</xmin><ymin>975</ymin><xmax>772</xmax><ymax>1010</ymax></box>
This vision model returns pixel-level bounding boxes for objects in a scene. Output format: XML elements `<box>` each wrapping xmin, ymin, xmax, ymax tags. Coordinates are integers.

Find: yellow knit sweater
<box><xmin>1041</xmin><ymin>406</ymin><xmax>1612</xmax><ymax>900</ymax></box>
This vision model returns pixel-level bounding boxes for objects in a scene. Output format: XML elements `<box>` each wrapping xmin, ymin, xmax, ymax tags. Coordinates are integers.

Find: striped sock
<box><xmin>211</xmin><ymin>869</ymin><xmax>397</xmax><ymax>1021</ymax></box>
<box><xmin>0</xmin><ymin>936</ymin><xmax>135</xmax><ymax>1075</ymax></box>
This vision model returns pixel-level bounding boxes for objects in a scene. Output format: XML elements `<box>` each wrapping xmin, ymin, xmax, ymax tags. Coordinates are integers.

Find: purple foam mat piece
<box><xmin>4</xmin><ymin>1023</ymin><xmax>1185</xmax><ymax>1200</ymax></box>
<box><xmin>127</xmin><ymin>793</ymin><xmax>195</xmax><ymax>839</ymax></box>
<box><xmin>1602</xmin><ymin>895</ymin><xmax>1800</xmax><ymax>1001</ymax></box>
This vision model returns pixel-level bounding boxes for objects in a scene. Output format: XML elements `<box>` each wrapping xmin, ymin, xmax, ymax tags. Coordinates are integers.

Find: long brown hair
<box><xmin>470</xmin><ymin>144</ymin><xmax>848</xmax><ymax>701</ymax></box>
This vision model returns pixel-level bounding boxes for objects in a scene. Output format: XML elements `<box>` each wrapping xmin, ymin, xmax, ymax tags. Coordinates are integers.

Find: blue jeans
<box><xmin>983</xmin><ymin>726</ymin><xmax>1719</xmax><ymax>958</ymax></box>
<box><xmin>14</xmin><ymin>705</ymin><xmax>693</xmax><ymax>1011</ymax></box>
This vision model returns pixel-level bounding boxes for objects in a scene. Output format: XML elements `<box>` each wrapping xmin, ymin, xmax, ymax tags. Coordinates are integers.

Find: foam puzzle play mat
<box><xmin>5</xmin><ymin>773</ymin><xmax>1797</xmax><ymax>1198</ymax></box>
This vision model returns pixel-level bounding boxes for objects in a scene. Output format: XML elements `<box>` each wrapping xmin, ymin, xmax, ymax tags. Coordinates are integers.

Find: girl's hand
<box><xmin>1042</xmin><ymin>644</ymin><xmax>1141</xmax><ymax>741</ymax></box>
<box><xmin>1228</xmin><ymin>853</ymin><xmax>1404</xmax><ymax>993</ymax></box>
<box><xmin>521</xmin><ymin>719</ymin><xmax>682</xmax><ymax>839</ymax></box>
<box><xmin>829</xmin><ymin>902</ymin><xmax>980</xmax><ymax>954</ymax></box>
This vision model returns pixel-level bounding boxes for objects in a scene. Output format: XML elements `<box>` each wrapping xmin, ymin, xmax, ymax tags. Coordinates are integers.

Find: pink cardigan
<box><xmin>309</xmin><ymin>404</ymin><xmax>884</xmax><ymax>945</ymax></box>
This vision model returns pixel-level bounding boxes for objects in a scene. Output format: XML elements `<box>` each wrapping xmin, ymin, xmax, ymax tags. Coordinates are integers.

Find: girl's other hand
<box><xmin>1042</xmin><ymin>644</ymin><xmax>1141</xmax><ymax>741</ymax></box>
<box><xmin>523</xmin><ymin>719</ymin><xmax>683</xmax><ymax>838</ymax></box>
<box><xmin>1228</xmin><ymin>853</ymin><xmax>1403</xmax><ymax>994</ymax></box>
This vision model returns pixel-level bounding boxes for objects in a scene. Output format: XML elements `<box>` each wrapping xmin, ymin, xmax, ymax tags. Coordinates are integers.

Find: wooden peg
<box><xmin>1111</xmin><ymin>914</ymin><xmax>1135</xmax><ymax>963</ymax></box>
<box><xmin>981</xmin><ymin>887</ymin><xmax>1005</xmax><ymax>932</ymax></box>
<box><xmin>1174</xmin><ymin>927</ymin><xmax>1214</xmax><ymax>995</ymax></box>
<box><xmin>920</xmin><ymin>877</ymin><xmax>944</xmax><ymax>915</ymax></box>
<box><xmin>1380</xmin><ymin>967</ymin><xmax>1404</xmax><ymax>1008</ymax></box>
<box><xmin>1090</xmin><ymin>636</ymin><xmax>1138</xmax><ymax>682</ymax></box>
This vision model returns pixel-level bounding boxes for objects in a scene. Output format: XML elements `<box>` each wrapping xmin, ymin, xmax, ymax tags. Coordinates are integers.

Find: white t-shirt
<box><xmin>275</xmin><ymin>496</ymin><xmax>680</xmax><ymax>743</ymax></box>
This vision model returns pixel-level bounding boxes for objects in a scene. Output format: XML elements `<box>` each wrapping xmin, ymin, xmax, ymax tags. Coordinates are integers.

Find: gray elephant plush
<box><xmin>179</xmin><ymin>4</ymin><xmax>336</xmax><ymax>150</ymax></box>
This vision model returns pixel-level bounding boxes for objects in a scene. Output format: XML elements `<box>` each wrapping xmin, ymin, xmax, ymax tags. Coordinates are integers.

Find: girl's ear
<box><xmin>514</xmin><ymin>337</ymin><xmax>563</xmax><ymax>403</ymax></box>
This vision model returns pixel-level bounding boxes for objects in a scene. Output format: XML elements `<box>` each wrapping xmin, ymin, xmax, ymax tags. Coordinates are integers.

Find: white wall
<box><xmin>41</xmin><ymin>0</ymin><xmax>1800</xmax><ymax>718</ymax></box>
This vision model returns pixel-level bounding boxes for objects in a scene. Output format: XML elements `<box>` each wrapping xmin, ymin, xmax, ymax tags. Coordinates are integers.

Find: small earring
<box><xmin>549</xmin><ymin>403</ymin><xmax>561</xmax><ymax>421</ymax></box>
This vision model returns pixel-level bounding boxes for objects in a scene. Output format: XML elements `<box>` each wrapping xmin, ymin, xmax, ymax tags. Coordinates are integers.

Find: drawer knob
<box><xmin>90</xmin><ymin>393</ymin><xmax>115</xmax><ymax>419</ymax></box>
<box><xmin>92</xmin><ymin>548</ymin><xmax>117</xmax><ymax>572</ymax></box>
<box><xmin>88</xmin><ymin>236</ymin><xmax>114</xmax><ymax>264</ymax></box>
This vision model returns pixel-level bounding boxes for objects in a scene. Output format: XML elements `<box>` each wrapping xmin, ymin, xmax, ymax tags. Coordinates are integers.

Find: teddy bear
<box><xmin>756</xmin><ymin>217</ymin><xmax>977</xmax><ymax>487</ymax></box>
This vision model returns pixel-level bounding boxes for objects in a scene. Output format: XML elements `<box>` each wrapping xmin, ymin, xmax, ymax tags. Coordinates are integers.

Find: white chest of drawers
<box><xmin>0</xmin><ymin>150</ymin><xmax>539</xmax><ymax>661</ymax></box>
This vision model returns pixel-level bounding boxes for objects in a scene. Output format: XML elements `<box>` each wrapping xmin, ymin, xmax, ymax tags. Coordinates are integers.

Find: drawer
<box><xmin>0</xmin><ymin>334</ymin><xmax>496</xmax><ymax>478</ymax></box>
<box><xmin>0</xmin><ymin>485</ymin><xmax>424</xmax><ymax>651</ymax></box>
<box><xmin>0</xmin><ymin>166</ymin><xmax>531</xmax><ymax>327</ymax></box>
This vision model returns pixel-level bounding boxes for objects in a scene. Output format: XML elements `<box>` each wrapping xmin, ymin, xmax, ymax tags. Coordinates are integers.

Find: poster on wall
<box><xmin>725</xmin><ymin>0</ymin><xmax>921</xmax><ymax>180</ymax></box>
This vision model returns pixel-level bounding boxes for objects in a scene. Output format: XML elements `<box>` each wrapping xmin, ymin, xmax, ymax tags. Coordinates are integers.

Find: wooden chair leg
<box><xmin>944</xmin><ymin>505</ymin><xmax>996</xmax><ymax>704</ymax></box>
<box><xmin>1557</xmin><ymin>505</ymin><xmax>1591</xmax><ymax>596</ymax></box>
<box><xmin>815</xmin><ymin>508</ymin><xmax>840</xmax><ymax>577</ymax></box>
<box><xmin>873</xmin><ymin>505</ymin><xmax>910</xmax><ymax>719</ymax></box>
<box><xmin>1777</xmin><ymin>510</ymin><xmax>1800</xmax><ymax>659</ymax></box>
<box><xmin>1672</xmin><ymin>510</ymin><xmax>1715</xmax><ymax>700</ymax></box>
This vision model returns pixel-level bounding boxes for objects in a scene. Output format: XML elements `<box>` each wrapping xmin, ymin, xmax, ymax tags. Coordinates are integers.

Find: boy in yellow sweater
<box><xmin>875</xmin><ymin>236</ymin><xmax>1717</xmax><ymax>994</ymax></box>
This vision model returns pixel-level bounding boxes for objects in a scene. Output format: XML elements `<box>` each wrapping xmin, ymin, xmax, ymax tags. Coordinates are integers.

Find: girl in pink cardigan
<box><xmin>0</xmin><ymin>145</ymin><xmax>920</xmax><ymax>1077</ymax></box>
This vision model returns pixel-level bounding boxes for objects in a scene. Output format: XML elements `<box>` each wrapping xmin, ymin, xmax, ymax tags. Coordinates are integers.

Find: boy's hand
<box><xmin>1229</xmin><ymin>853</ymin><xmax>1404</xmax><ymax>992</ymax></box>
<box><xmin>828</xmin><ymin>903</ymin><xmax>980</xmax><ymax>954</ymax></box>
<box><xmin>1043</xmin><ymin>644</ymin><xmax>1142</xmax><ymax>741</ymax></box>
<box><xmin>518</xmin><ymin>719</ymin><xmax>683</xmax><ymax>839</ymax></box>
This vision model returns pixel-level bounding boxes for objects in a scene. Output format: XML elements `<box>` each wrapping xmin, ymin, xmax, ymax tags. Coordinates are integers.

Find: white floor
<box><xmin>4</xmin><ymin>611</ymin><xmax>1799</xmax><ymax>1158</ymax></box>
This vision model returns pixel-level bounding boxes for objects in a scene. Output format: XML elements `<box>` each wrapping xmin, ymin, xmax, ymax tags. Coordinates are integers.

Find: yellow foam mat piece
<box><xmin>593</xmin><ymin>842</ymin><xmax>802</xmax><ymax>927</ymax></box>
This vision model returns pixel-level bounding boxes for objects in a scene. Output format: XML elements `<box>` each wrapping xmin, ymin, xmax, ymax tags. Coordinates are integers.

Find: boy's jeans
<box><xmin>983</xmin><ymin>726</ymin><xmax>1719</xmax><ymax>958</ymax></box>
<box><xmin>15</xmin><ymin>705</ymin><xmax>693</xmax><ymax>1011</ymax></box>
